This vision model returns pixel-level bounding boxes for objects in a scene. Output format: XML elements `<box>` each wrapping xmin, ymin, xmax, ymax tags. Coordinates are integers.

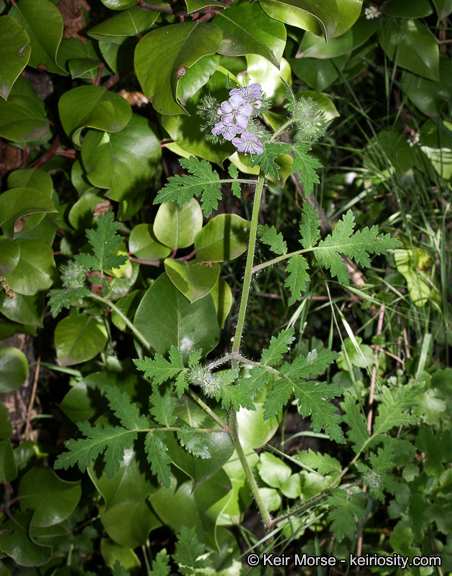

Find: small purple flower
<box><xmin>220</xmin><ymin>94</ymin><xmax>253</xmax><ymax>130</ymax></box>
<box><xmin>232</xmin><ymin>131</ymin><xmax>263</xmax><ymax>156</ymax></box>
<box><xmin>211</xmin><ymin>121</ymin><xmax>242</xmax><ymax>141</ymax></box>
<box><xmin>230</xmin><ymin>83</ymin><xmax>262</xmax><ymax>101</ymax></box>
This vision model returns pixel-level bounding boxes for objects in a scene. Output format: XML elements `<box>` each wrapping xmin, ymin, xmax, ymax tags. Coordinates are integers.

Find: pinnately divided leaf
<box><xmin>296</xmin><ymin>449</ymin><xmax>341</xmax><ymax>476</ymax></box>
<box><xmin>154</xmin><ymin>157</ymin><xmax>222</xmax><ymax>217</ymax></box>
<box><xmin>150</xmin><ymin>384</ymin><xmax>177</xmax><ymax>427</ymax></box>
<box><xmin>373</xmin><ymin>384</ymin><xmax>422</xmax><ymax>436</ymax></box>
<box><xmin>177</xmin><ymin>427</ymin><xmax>210</xmax><ymax>459</ymax></box>
<box><xmin>252</xmin><ymin>142</ymin><xmax>292</xmax><ymax>179</ymax></box>
<box><xmin>220</xmin><ymin>380</ymin><xmax>256</xmax><ymax>411</ymax></box>
<box><xmin>263</xmin><ymin>349</ymin><xmax>344</xmax><ymax>442</ymax></box>
<box><xmin>173</xmin><ymin>526</ymin><xmax>211</xmax><ymax>576</ymax></box>
<box><xmin>149</xmin><ymin>550</ymin><xmax>171</xmax><ymax>576</ymax></box>
<box><xmin>134</xmin><ymin>346</ymin><xmax>185</xmax><ymax>384</ymax></box>
<box><xmin>341</xmin><ymin>393</ymin><xmax>370</xmax><ymax>454</ymax></box>
<box><xmin>285</xmin><ymin>255</ymin><xmax>309</xmax><ymax>304</ymax></box>
<box><xmin>105</xmin><ymin>386</ymin><xmax>149</xmax><ymax>430</ymax></box>
<box><xmin>291</xmin><ymin>143</ymin><xmax>322</xmax><ymax>194</ymax></box>
<box><xmin>299</xmin><ymin>200</ymin><xmax>321</xmax><ymax>250</ymax></box>
<box><xmin>48</xmin><ymin>286</ymin><xmax>91</xmax><ymax>318</ymax></box>
<box><xmin>228</xmin><ymin>163</ymin><xmax>241</xmax><ymax>198</ymax></box>
<box><xmin>258</xmin><ymin>224</ymin><xmax>287</xmax><ymax>256</ymax></box>
<box><xmin>316</xmin><ymin>211</ymin><xmax>401</xmax><ymax>285</ymax></box>
<box><xmin>326</xmin><ymin>489</ymin><xmax>367</xmax><ymax>542</ymax></box>
<box><xmin>261</xmin><ymin>327</ymin><xmax>296</xmax><ymax>367</ymax></box>
<box><xmin>54</xmin><ymin>421</ymin><xmax>136</xmax><ymax>479</ymax></box>
<box><xmin>145</xmin><ymin>430</ymin><xmax>172</xmax><ymax>487</ymax></box>
<box><xmin>75</xmin><ymin>210</ymin><xmax>127</xmax><ymax>274</ymax></box>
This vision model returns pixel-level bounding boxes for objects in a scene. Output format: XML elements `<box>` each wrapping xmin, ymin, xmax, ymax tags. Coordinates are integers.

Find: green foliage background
<box><xmin>0</xmin><ymin>0</ymin><xmax>451</xmax><ymax>574</ymax></box>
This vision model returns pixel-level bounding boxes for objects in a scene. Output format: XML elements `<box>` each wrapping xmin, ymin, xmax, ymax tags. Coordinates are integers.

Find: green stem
<box><xmin>232</xmin><ymin>170</ymin><xmax>266</xmax><ymax>354</ymax></box>
<box><xmin>227</xmin><ymin>170</ymin><xmax>272</xmax><ymax>532</ymax></box>
<box><xmin>90</xmin><ymin>293</ymin><xmax>154</xmax><ymax>353</ymax></box>
<box><xmin>229</xmin><ymin>410</ymin><xmax>272</xmax><ymax>530</ymax></box>
<box><xmin>270</xmin><ymin>119</ymin><xmax>294</xmax><ymax>142</ymax></box>
<box><xmin>187</xmin><ymin>389</ymin><xmax>229</xmax><ymax>431</ymax></box>
<box><xmin>270</xmin><ymin>114</ymin><xmax>318</xmax><ymax>142</ymax></box>
<box><xmin>252</xmin><ymin>247</ymin><xmax>310</xmax><ymax>274</ymax></box>
<box><xmin>268</xmin><ymin>484</ymin><xmax>338</xmax><ymax>529</ymax></box>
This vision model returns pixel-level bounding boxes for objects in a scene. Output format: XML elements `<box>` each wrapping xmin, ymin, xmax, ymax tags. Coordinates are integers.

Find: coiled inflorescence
<box><xmin>198</xmin><ymin>82</ymin><xmax>267</xmax><ymax>156</ymax></box>
<box><xmin>212</xmin><ymin>83</ymin><xmax>264</xmax><ymax>155</ymax></box>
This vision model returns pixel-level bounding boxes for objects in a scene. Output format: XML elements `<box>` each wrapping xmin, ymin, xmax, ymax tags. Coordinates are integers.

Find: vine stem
<box><xmin>187</xmin><ymin>389</ymin><xmax>229</xmax><ymax>431</ymax></box>
<box><xmin>229</xmin><ymin>410</ymin><xmax>272</xmax><ymax>530</ymax></box>
<box><xmin>232</xmin><ymin>170</ymin><xmax>265</xmax><ymax>355</ymax></box>
<box><xmin>89</xmin><ymin>293</ymin><xmax>154</xmax><ymax>353</ymax></box>
<box><xmin>228</xmin><ymin>170</ymin><xmax>273</xmax><ymax>532</ymax></box>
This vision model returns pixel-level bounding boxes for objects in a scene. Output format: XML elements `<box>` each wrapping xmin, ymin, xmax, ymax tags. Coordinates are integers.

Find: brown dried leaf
<box><xmin>57</xmin><ymin>0</ymin><xmax>91</xmax><ymax>43</ymax></box>
<box><xmin>0</xmin><ymin>141</ymin><xmax>22</xmax><ymax>181</ymax></box>
<box><xmin>93</xmin><ymin>200</ymin><xmax>111</xmax><ymax>217</ymax></box>
<box><xmin>118</xmin><ymin>89</ymin><xmax>149</xmax><ymax>108</ymax></box>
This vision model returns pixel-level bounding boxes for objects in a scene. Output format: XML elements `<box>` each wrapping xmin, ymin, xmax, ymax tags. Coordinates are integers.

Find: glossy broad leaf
<box><xmin>0</xmin><ymin>440</ymin><xmax>17</xmax><ymax>483</ymax></box>
<box><xmin>213</xmin><ymin>2</ymin><xmax>286</xmax><ymax>68</ymax></box>
<box><xmin>245</xmin><ymin>55</ymin><xmax>292</xmax><ymax>106</ymax></box>
<box><xmin>378</xmin><ymin>19</ymin><xmax>439</xmax><ymax>81</ymax></box>
<box><xmin>259</xmin><ymin>0</ymin><xmax>339</xmax><ymax>39</ymax></box>
<box><xmin>194</xmin><ymin>214</ymin><xmax>250</xmax><ymax>262</ymax></box>
<box><xmin>59</xmin><ymin>370</ymin><xmax>148</xmax><ymax>423</ymax></box>
<box><xmin>133</xmin><ymin>274</ymin><xmax>220</xmax><ymax>360</ymax></box>
<box><xmin>333</xmin><ymin>0</ymin><xmax>363</xmax><ymax>38</ymax></box>
<box><xmin>89</xmin><ymin>449</ymin><xmax>162</xmax><ymax>548</ymax></box>
<box><xmin>290</xmin><ymin>54</ymin><xmax>349</xmax><ymax>92</ymax></box>
<box><xmin>129</xmin><ymin>225</ymin><xmax>171</xmax><ymax>261</ymax></box>
<box><xmin>164</xmin><ymin>259</ymin><xmax>220</xmax><ymax>303</ymax></box>
<box><xmin>236</xmin><ymin>403</ymin><xmax>280</xmax><ymax>450</ymax></box>
<box><xmin>166</xmin><ymin>431</ymin><xmax>234</xmax><ymax>486</ymax></box>
<box><xmin>0</xmin><ymin>511</ymin><xmax>53</xmax><ymax>567</ymax></box>
<box><xmin>57</xmin><ymin>38</ymin><xmax>101</xmax><ymax>78</ymax></box>
<box><xmin>432</xmin><ymin>0</ymin><xmax>452</xmax><ymax>17</ymax></box>
<box><xmin>149</xmin><ymin>472</ymin><xmax>232</xmax><ymax>549</ymax></box>
<box><xmin>298</xmin><ymin>17</ymin><xmax>379</xmax><ymax>59</ymax></box>
<box><xmin>9</xmin><ymin>0</ymin><xmax>65</xmax><ymax>75</ymax></box>
<box><xmin>59</xmin><ymin>85</ymin><xmax>132</xmax><ymax>146</ymax></box>
<box><xmin>4</xmin><ymin>240</ymin><xmax>56</xmax><ymax>296</ymax></box>
<box><xmin>135</xmin><ymin>22</ymin><xmax>222</xmax><ymax>115</ymax></box>
<box><xmin>0</xmin><ymin>76</ymin><xmax>51</xmax><ymax>144</ymax></box>
<box><xmin>55</xmin><ymin>315</ymin><xmax>108</xmax><ymax>366</ymax></box>
<box><xmin>100</xmin><ymin>539</ymin><xmax>141</xmax><ymax>572</ymax></box>
<box><xmin>0</xmin><ymin>237</ymin><xmax>20</xmax><ymax>276</ymax></box>
<box><xmin>0</xmin><ymin>347</ymin><xmax>28</xmax><ymax>394</ymax></box>
<box><xmin>380</xmin><ymin>0</ymin><xmax>433</xmax><ymax>18</ymax></box>
<box><xmin>209</xmin><ymin>277</ymin><xmax>233</xmax><ymax>328</ymax></box>
<box><xmin>153</xmin><ymin>199</ymin><xmax>203</xmax><ymax>249</ymax></box>
<box><xmin>68</xmin><ymin>191</ymin><xmax>103</xmax><ymax>232</ymax></box>
<box><xmin>0</xmin><ymin>292</ymin><xmax>44</xmax><ymax>327</ymax></box>
<box><xmin>88</xmin><ymin>6</ymin><xmax>160</xmax><ymax>40</ymax></box>
<box><xmin>19</xmin><ymin>468</ymin><xmax>81</xmax><ymax>527</ymax></box>
<box><xmin>185</xmin><ymin>0</ymin><xmax>223</xmax><ymax>12</ymax></box>
<box><xmin>81</xmin><ymin>114</ymin><xmax>161</xmax><ymax>201</ymax></box>
<box><xmin>0</xmin><ymin>16</ymin><xmax>31</xmax><ymax>100</ymax></box>
<box><xmin>402</xmin><ymin>58</ymin><xmax>452</xmax><ymax>117</ymax></box>
<box><xmin>176</xmin><ymin>54</ymin><xmax>220</xmax><ymax>108</ymax></box>
<box><xmin>161</xmin><ymin>69</ymin><xmax>236</xmax><ymax>165</ymax></box>
<box><xmin>0</xmin><ymin>188</ymin><xmax>57</xmax><ymax>239</ymax></box>
<box><xmin>101</xmin><ymin>0</ymin><xmax>137</xmax><ymax>8</ymax></box>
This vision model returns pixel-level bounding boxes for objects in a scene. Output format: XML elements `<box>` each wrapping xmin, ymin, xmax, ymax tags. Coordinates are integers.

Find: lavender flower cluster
<box><xmin>211</xmin><ymin>83</ymin><xmax>264</xmax><ymax>156</ymax></box>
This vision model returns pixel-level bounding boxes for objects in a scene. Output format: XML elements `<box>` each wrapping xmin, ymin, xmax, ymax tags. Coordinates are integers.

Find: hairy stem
<box><xmin>90</xmin><ymin>293</ymin><xmax>154</xmax><ymax>352</ymax></box>
<box><xmin>232</xmin><ymin>170</ymin><xmax>265</xmax><ymax>354</ymax></box>
<box><xmin>229</xmin><ymin>410</ymin><xmax>272</xmax><ymax>529</ymax></box>
<box><xmin>187</xmin><ymin>389</ymin><xmax>229</xmax><ymax>431</ymax></box>
<box><xmin>228</xmin><ymin>170</ymin><xmax>272</xmax><ymax>531</ymax></box>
